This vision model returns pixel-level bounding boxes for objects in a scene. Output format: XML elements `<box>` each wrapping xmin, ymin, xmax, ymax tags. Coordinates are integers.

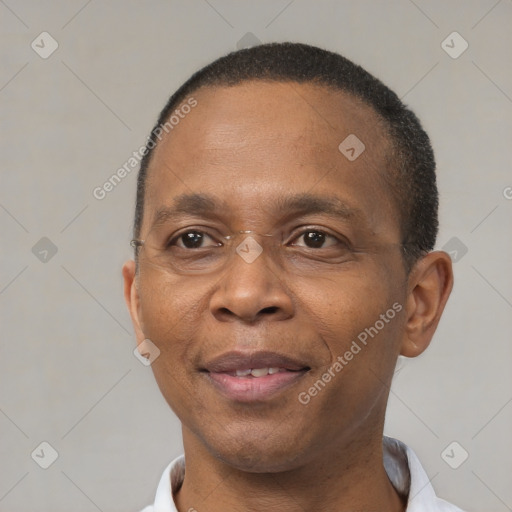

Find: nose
<box><xmin>209</xmin><ymin>245</ymin><xmax>294</xmax><ymax>324</ymax></box>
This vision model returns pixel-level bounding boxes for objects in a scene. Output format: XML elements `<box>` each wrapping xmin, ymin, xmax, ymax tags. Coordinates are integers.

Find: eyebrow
<box><xmin>151</xmin><ymin>192</ymin><xmax>364</xmax><ymax>229</ymax></box>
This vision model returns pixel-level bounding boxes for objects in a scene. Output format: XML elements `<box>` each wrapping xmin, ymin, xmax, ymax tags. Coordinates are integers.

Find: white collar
<box><xmin>141</xmin><ymin>436</ymin><xmax>464</xmax><ymax>512</ymax></box>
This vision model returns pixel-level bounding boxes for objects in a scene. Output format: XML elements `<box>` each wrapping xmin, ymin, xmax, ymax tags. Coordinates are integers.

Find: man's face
<box><xmin>129</xmin><ymin>82</ymin><xmax>410</xmax><ymax>471</ymax></box>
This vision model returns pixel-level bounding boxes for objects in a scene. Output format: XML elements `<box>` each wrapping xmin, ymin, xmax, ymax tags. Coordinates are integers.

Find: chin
<box><xmin>201</xmin><ymin>423</ymin><xmax>311</xmax><ymax>474</ymax></box>
<box><xmin>215</xmin><ymin>445</ymin><xmax>305</xmax><ymax>474</ymax></box>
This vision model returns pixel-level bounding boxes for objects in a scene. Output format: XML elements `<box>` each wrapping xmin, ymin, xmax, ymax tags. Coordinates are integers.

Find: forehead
<box><xmin>164</xmin><ymin>81</ymin><xmax>389</xmax><ymax>153</ymax></box>
<box><xmin>143</xmin><ymin>81</ymin><xmax>398</xmax><ymax>238</ymax></box>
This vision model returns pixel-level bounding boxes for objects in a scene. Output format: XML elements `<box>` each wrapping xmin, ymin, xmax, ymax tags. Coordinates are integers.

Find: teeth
<box><xmin>250</xmin><ymin>368</ymin><xmax>269</xmax><ymax>377</ymax></box>
<box><xmin>234</xmin><ymin>367</ymin><xmax>283</xmax><ymax>377</ymax></box>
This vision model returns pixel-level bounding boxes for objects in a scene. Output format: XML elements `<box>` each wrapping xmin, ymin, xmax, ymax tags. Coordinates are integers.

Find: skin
<box><xmin>123</xmin><ymin>81</ymin><xmax>453</xmax><ymax>512</ymax></box>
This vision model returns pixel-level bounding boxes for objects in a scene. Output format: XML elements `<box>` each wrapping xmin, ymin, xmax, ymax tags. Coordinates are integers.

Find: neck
<box><xmin>174</xmin><ymin>428</ymin><xmax>406</xmax><ymax>512</ymax></box>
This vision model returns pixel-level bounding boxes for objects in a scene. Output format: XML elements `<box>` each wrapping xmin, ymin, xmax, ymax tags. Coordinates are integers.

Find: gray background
<box><xmin>1</xmin><ymin>1</ymin><xmax>511</xmax><ymax>511</ymax></box>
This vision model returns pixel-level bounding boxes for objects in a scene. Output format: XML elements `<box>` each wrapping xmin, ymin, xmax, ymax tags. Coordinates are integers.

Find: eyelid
<box><xmin>286</xmin><ymin>225</ymin><xmax>351</xmax><ymax>247</ymax></box>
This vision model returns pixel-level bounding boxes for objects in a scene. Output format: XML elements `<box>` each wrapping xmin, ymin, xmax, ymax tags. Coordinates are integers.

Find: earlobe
<box><xmin>122</xmin><ymin>260</ymin><xmax>146</xmax><ymax>344</ymax></box>
<box><xmin>400</xmin><ymin>251</ymin><xmax>454</xmax><ymax>358</ymax></box>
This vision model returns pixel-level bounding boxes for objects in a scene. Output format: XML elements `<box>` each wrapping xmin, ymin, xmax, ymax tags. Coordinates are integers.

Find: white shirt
<box><xmin>141</xmin><ymin>436</ymin><xmax>464</xmax><ymax>512</ymax></box>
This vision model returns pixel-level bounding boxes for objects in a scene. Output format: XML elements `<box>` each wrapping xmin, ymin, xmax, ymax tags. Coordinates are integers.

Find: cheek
<box><xmin>297</xmin><ymin>273</ymin><xmax>404</xmax><ymax>414</ymax></box>
<box><xmin>136</xmin><ymin>273</ymin><xmax>212</xmax><ymax>420</ymax></box>
<box><xmin>296</xmin><ymin>269</ymin><xmax>398</xmax><ymax>345</ymax></box>
<box><xmin>294</xmin><ymin>265</ymin><xmax>405</xmax><ymax>408</ymax></box>
<box><xmin>137</xmin><ymin>273</ymin><xmax>205</xmax><ymax>362</ymax></box>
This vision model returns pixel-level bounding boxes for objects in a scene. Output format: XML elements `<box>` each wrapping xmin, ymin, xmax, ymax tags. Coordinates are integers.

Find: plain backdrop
<box><xmin>1</xmin><ymin>1</ymin><xmax>511</xmax><ymax>511</ymax></box>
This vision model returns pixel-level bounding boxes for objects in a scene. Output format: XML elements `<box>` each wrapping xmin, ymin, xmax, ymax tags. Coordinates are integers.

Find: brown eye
<box><xmin>171</xmin><ymin>231</ymin><xmax>219</xmax><ymax>249</ymax></box>
<box><xmin>181</xmin><ymin>232</ymin><xmax>204</xmax><ymax>248</ymax></box>
<box><xmin>303</xmin><ymin>231</ymin><xmax>326</xmax><ymax>248</ymax></box>
<box><xmin>292</xmin><ymin>230</ymin><xmax>340</xmax><ymax>249</ymax></box>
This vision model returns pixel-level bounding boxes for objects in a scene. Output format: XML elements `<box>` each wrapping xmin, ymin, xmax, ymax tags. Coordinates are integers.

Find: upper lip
<box><xmin>202</xmin><ymin>350</ymin><xmax>311</xmax><ymax>373</ymax></box>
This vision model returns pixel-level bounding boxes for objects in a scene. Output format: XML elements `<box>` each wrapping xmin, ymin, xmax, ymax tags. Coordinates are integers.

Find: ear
<box><xmin>122</xmin><ymin>260</ymin><xmax>146</xmax><ymax>345</ymax></box>
<box><xmin>400</xmin><ymin>251</ymin><xmax>454</xmax><ymax>358</ymax></box>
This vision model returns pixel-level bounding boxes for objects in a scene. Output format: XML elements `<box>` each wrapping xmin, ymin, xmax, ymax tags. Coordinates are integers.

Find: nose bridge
<box><xmin>211</xmin><ymin>232</ymin><xmax>293</xmax><ymax>322</ymax></box>
<box><xmin>228</xmin><ymin>231</ymin><xmax>275</xmax><ymax>266</ymax></box>
<box><xmin>225</xmin><ymin>231</ymin><xmax>285</xmax><ymax>289</ymax></box>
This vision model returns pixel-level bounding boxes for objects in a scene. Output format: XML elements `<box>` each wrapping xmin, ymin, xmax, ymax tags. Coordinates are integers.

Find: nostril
<box><xmin>261</xmin><ymin>306</ymin><xmax>279</xmax><ymax>315</ymax></box>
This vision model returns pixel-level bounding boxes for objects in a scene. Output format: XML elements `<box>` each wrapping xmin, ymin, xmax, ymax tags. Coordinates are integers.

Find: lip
<box><xmin>202</xmin><ymin>350</ymin><xmax>311</xmax><ymax>402</ymax></box>
<box><xmin>203</xmin><ymin>350</ymin><xmax>310</xmax><ymax>373</ymax></box>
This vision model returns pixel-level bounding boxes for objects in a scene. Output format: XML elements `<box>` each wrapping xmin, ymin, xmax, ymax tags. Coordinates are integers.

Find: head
<box><xmin>123</xmin><ymin>43</ymin><xmax>453</xmax><ymax>472</ymax></box>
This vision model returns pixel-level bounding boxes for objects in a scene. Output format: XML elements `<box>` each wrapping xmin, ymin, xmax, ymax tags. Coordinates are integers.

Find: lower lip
<box><xmin>205</xmin><ymin>371</ymin><xmax>308</xmax><ymax>402</ymax></box>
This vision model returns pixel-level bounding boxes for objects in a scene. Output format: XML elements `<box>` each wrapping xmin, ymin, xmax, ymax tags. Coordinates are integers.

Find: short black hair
<box><xmin>134</xmin><ymin>42</ymin><xmax>438</xmax><ymax>271</ymax></box>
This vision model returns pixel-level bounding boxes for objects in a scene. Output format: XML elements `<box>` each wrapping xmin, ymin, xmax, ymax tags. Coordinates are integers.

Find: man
<box><xmin>123</xmin><ymin>42</ymin><xmax>463</xmax><ymax>511</ymax></box>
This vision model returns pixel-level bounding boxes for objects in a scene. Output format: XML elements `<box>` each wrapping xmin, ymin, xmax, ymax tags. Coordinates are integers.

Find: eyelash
<box><xmin>167</xmin><ymin>227</ymin><xmax>349</xmax><ymax>250</ymax></box>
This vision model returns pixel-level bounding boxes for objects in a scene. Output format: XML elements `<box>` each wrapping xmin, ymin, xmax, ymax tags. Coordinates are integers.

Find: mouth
<box><xmin>201</xmin><ymin>351</ymin><xmax>311</xmax><ymax>402</ymax></box>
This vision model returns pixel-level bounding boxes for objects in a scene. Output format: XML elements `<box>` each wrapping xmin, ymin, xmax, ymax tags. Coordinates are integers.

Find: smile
<box><xmin>231</xmin><ymin>367</ymin><xmax>287</xmax><ymax>377</ymax></box>
<box><xmin>202</xmin><ymin>351</ymin><xmax>310</xmax><ymax>402</ymax></box>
